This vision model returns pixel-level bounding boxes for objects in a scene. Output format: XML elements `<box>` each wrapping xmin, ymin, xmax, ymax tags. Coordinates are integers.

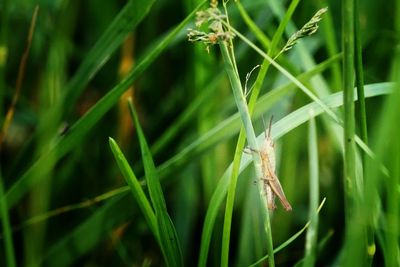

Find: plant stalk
<box><xmin>219</xmin><ymin>42</ymin><xmax>275</xmax><ymax>267</ymax></box>
<box><xmin>342</xmin><ymin>0</ymin><xmax>366</xmax><ymax>265</ymax></box>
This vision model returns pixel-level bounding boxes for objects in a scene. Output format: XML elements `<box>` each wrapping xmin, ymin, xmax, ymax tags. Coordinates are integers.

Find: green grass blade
<box><xmin>303</xmin><ymin>117</ymin><xmax>320</xmax><ymax>267</ymax></box>
<box><xmin>0</xmin><ymin>174</ymin><xmax>16</xmax><ymax>267</ymax></box>
<box><xmin>390</xmin><ymin>0</ymin><xmax>400</xmax><ymax>78</ymax></box>
<box><xmin>342</xmin><ymin>0</ymin><xmax>366</xmax><ymax>264</ymax></box>
<box><xmin>342</xmin><ymin>0</ymin><xmax>356</xmax><ymax>205</ymax></box>
<box><xmin>354</xmin><ymin>0</ymin><xmax>368</xmax><ymax>147</ymax></box>
<box><xmin>128</xmin><ymin>100</ymin><xmax>183</xmax><ymax>267</ymax></box>
<box><xmin>343</xmin><ymin>0</ymin><xmax>356</xmax><ymax>207</ymax></box>
<box><xmin>3</xmin><ymin>1</ymin><xmax>206</xmax><ymax>209</ymax></box>
<box><xmin>108</xmin><ymin>137</ymin><xmax>158</xmax><ymax>238</ymax></box>
<box><xmin>221</xmin><ymin>128</ymin><xmax>246</xmax><ymax>267</ymax></box>
<box><xmin>320</xmin><ymin>1</ymin><xmax>342</xmax><ymax>91</ymax></box>
<box><xmin>353</xmin><ymin>0</ymin><xmax>373</xmax><ymax>262</ymax></box>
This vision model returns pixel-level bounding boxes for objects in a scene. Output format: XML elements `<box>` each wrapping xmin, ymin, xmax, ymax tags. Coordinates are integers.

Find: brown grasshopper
<box><xmin>250</xmin><ymin>117</ymin><xmax>292</xmax><ymax>211</ymax></box>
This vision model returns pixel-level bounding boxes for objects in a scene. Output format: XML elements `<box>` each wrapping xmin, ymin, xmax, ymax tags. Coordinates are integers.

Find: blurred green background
<box><xmin>0</xmin><ymin>0</ymin><xmax>399</xmax><ymax>266</ymax></box>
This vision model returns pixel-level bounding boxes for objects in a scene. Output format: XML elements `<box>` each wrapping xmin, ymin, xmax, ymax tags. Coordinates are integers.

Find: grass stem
<box><xmin>353</xmin><ymin>0</ymin><xmax>374</xmax><ymax>263</ymax></box>
<box><xmin>303</xmin><ymin>116</ymin><xmax>319</xmax><ymax>267</ymax></box>
<box><xmin>342</xmin><ymin>0</ymin><xmax>367</xmax><ymax>265</ymax></box>
<box><xmin>219</xmin><ymin>41</ymin><xmax>275</xmax><ymax>267</ymax></box>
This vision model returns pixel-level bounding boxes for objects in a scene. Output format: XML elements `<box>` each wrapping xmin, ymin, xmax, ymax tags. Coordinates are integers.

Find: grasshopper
<box><xmin>250</xmin><ymin>117</ymin><xmax>292</xmax><ymax>211</ymax></box>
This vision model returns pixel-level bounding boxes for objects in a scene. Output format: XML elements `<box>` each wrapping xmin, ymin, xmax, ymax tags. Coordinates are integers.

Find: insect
<box><xmin>250</xmin><ymin>117</ymin><xmax>292</xmax><ymax>211</ymax></box>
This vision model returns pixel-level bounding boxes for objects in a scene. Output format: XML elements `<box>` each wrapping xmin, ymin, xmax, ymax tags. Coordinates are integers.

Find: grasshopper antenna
<box><xmin>268</xmin><ymin>115</ymin><xmax>273</xmax><ymax>138</ymax></box>
<box><xmin>261</xmin><ymin>115</ymin><xmax>274</xmax><ymax>138</ymax></box>
<box><xmin>262</xmin><ymin>116</ymin><xmax>267</xmax><ymax>138</ymax></box>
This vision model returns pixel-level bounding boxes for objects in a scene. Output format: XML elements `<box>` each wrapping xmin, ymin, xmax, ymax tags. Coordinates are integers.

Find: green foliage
<box><xmin>0</xmin><ymin>0</ymin><xmax>399</xmax><ymax>266</ymax></box>
<box><xmin>109</xmin><ymin>137</ymin><xmax>157</xmax><ymax>238</ymax></box>
<box><xmin>128</xmin><ymin>100</ymin><xmax>183</xmax><ymax>267</ymax></box>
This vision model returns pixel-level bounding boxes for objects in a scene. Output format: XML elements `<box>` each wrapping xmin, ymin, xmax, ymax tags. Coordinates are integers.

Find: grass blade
<box><xmin>342</xmin><ymin>0</ymin><xmax>367</xmax><ymax>265</ymax></box>
<box><xmin>0</xmin><ymin>173</ymin><xmax>16</xmax><ymax>267</ymax></box>
<box><xmin>128</xmin><ymin>100</ymin><xmax>183</xmax><ymax>267</ymax></box>
<box><xmin>108</xmin><ymin>137</ymin><xmax>157</xmax><ymax>238</ymax></box>
<box><xmin>303</xmin><ymin>116</ymin><xmax>320</xmax><ymax>267</ymax></box>
<box><xmin>353</xmin><ymin>0</ymin><xmax>373</xmax><ymax>262</ymax></box>
<box><xmin>354</xmin><ymin>0</ymin><xmax>368</xmax><ymax>147</ymax></box>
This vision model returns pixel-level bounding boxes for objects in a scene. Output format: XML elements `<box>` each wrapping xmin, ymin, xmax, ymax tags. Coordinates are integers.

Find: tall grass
<box><xmin>0</xmin><ymin>0</ymin><xmax>398</xmax><ymax>266</ymax></box>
